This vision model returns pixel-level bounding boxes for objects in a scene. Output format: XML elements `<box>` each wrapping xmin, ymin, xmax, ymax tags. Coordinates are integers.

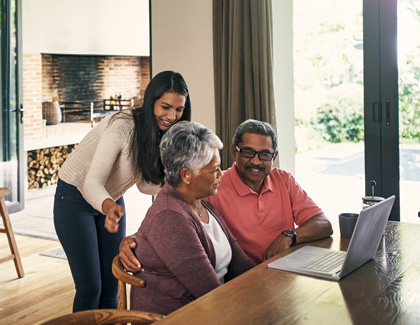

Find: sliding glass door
<box><xmin>292</xmin><ymin>0</ymin><xmax>365</xmax><ymax>220</ymax></box>
<box><xmin>364</xmin><ymin>0</ymin><xmax>420</xmax><ymax>222</ymax></box>
<box><xmin>363</xmin><ymin>0</ymin><xmax>400</xmax><ymax>220</ymax></box>
<box><xmin>291</xmin><ymin>0</ymin><xmax>419</xmax><ymax>223</ymax></box>
<box><xmin>1</xmin><ymin>0</ymin><xmax>24</xmax><ymax>213</ymax></box>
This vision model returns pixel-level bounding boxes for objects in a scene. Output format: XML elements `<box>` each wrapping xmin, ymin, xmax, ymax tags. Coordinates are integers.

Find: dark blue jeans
<box><xmin>53</xmin><ymin>179</ymin><xmax>126</xmax><ymax>312</ymax></box>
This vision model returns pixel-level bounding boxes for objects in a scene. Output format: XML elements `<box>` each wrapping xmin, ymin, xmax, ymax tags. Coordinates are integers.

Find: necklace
<box><xmin>193</xmin><ymin>203</ymin><xmax>203</xmax><ymax>217</ymax></box>
<box><xmin>189</xmin><ymin>201</ymin><xmax>205</xmax><ymax>218</ymax></box>
<box><xmin>175</xmin><ymin>188</ymin><xmax>204</xmax><ymax>218</ymax></box>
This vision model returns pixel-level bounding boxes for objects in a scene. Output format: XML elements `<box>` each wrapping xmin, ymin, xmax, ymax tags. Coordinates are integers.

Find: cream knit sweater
<box><xmin>59</xmin><ymin>111</ymin><xmax>161</xmax><ymax>214</ymax></box>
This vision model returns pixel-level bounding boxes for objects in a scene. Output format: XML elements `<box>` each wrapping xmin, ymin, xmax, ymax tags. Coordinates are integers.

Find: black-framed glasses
<box><xmin>235</xmin><ymin>146</ymin><xmax>275</xmax><ymax>161</ymax></box>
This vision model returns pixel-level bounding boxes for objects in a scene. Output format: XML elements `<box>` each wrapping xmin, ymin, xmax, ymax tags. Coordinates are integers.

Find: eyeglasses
<box><xmin>235</xmin><ymin>146</ymin><xmax>275</xmax><ymax>161</ymax></box>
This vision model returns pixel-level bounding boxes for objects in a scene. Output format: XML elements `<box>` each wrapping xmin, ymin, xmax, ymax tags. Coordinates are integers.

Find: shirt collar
<box><xmin>228</xmin><ymin>162</ymin><xmax>274</xmax><ymax>196</ymax></box>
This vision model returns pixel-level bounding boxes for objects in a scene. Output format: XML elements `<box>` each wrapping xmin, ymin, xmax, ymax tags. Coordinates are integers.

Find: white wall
<box><xmin>273</xmin><ymin>0</ymin><xmax>295</xmax><ymax>175</ymax></box>
<box><xmin>22</xmin><ymin>0</ymin><xmax>150</xmax><ymax>56</ymax></box>
<box><xmin>23</xmin><ymin>0</ymin><xmax>293</xmax><ymax>158</ymax></box>
<box><xmin>150</xmin><ymin>0</ymin><xmax>215</xmax><ymax>131</ymax></box>
<box><xmin>151</xmin><ymin>0</ymin><xmax>295</xmax><ymax>168</ymax></box>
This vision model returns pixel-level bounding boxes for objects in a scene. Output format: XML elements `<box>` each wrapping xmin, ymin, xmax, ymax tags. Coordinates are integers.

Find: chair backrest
<box><xmin>111</xmin><ymin>255</ymin><xmax>145</xmax><ymax>310</ymax></box>
<box><xmin>41</xmin><ymin>308</ymin><xmax>164</xmax><ymax>325</ymax></box>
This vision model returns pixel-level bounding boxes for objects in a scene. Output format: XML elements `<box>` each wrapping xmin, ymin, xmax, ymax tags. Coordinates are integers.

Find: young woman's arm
<box><xmin>82</xmin><ymin>118</ymin><xmax>131</xmax><ymax>212</ymax></box>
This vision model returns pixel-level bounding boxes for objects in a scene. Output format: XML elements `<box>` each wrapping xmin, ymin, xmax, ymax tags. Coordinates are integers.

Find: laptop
<box><xmin>268</xmin><ymin>195</ymin><xmax>395</xmax><ymax>281</ymax></box>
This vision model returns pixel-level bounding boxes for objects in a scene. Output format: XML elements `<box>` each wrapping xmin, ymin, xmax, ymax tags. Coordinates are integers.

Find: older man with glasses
<box><xmin>205</xmin><ymin>119</ymin><xmax>333</xmax><ymax>264</ymax></box>
<box><xmin>119</xmin><ymin>119</ymin><xmax>333</xmax><ymax>270</ymax></box>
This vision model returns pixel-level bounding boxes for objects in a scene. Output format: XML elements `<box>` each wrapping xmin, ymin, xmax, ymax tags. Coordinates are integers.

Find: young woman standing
<box><xmin>53</xmin><ymin>71</ymin><xmax>191</xmax><ymax>312</ymax></box>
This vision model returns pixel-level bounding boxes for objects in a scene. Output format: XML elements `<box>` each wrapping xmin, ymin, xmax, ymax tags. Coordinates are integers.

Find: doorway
<box><xmin>292</xmin><ymin>0</ymin><xmax>365</xmax><ymax>221</ymax></box>
<box><xmin>364</xmin><ymin>0</ymin><xmax>420</xmax><ymax>222</ymax></box>
<box><xmin>291</xmin><ymin>0</ymin><xmax>419</xmax><ymax>223</ymax></box>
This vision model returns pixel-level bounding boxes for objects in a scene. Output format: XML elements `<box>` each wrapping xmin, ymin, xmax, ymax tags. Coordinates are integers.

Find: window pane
<box><xmin>294</xmin><ymin>0</ymin><xmax>365</xmax><ymax>221</ymax></box>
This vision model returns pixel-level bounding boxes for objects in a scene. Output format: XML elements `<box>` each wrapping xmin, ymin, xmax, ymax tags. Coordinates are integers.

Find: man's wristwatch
<box><xmin>283</xmin><ymin>229</ymin><xmax>297</xmax><ymax>246</ymax></box>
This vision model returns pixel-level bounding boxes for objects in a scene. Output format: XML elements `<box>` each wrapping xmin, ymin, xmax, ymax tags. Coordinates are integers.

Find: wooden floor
<box><xmin>0</xmin><ymin>234</ymin><xmax>74</xmax><ymax>324</ymax></box>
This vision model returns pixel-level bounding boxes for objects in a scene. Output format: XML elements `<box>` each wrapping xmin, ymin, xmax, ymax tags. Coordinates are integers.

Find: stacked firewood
<box><xmin>28</xmin><ymin>144</ymin><xmax>77</xmax><ymax>189</ymax></box>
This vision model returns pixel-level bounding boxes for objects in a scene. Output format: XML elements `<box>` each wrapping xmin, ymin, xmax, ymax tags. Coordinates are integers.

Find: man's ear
<box><xmin>230</xmin><ymin>144</ymin><xmax>238</xmax><ymax>160</ymax></box>
<box><xmin>179</xmin><ymin>168</ymin><xmax>192</xmax><ymax>184</ymax></box>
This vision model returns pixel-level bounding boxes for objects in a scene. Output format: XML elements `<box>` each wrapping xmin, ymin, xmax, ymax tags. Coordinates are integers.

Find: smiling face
<box><xmin>189</xmin><ymin>149</ymin><xmax>223</xmax><ymax>199</ymax></box>
<box><xmin>153</xmin><ymin>91</ymin><xmax>186</xmax><ymax>130</ymax></box>
<box><xmin>231</xmin><ymin>132</ymin><xmax>278</xmax><ymax>194</ymax></box>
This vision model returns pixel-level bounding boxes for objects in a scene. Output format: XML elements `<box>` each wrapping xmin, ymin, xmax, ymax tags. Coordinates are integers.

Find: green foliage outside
<box><xmin>316</xmin><ymin>97</ymin><xmax>363</xmax><ymax>143</ymax></box>
<box><xmin>294</xmin><ymin>0</ymin><xmax>364</xmax><ymax>152</ymax></box>
<box><xmin>399</xmin><ymin>52</ymin><xmax>420</xmax><ymax>142</ymax></box>
<box><xmin>294</xmin><ymin>0</ymin><xmax>420</xmax><ymax>151</ymax></box>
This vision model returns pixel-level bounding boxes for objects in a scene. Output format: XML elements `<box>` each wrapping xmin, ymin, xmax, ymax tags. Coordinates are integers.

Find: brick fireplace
<box><xmin>23</xmin><ymin>53</ymin><xmax>150</xmax><ymax>190</ymax></box>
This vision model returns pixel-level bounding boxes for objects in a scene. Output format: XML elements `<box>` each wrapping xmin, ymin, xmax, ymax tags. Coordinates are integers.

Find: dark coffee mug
<box><xmin>339</xmin><ymin>213</ymin><xmax>359</xmax><ymax>238</ymax></box>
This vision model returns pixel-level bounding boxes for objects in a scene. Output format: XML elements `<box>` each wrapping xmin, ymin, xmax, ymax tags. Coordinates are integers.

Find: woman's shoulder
<box><xmin>110</xmin><ymin>110</ymin><xmax>134</xmax><ymax>123</ymax></box>
<box><xmin>154</xmin><ymin>190</ymin><xmax>191</xmax><ymax>218</ymax></box>
<box><xmin>142</xmin><ymin>203</ymin><xmax>194</xmax><ymax>234</ymax></box>
<box><xmin>102</xmin><ymin>110</ymin><xmax>135</xmax><ymax>135</ymax></box>
<box><xmin>144</xmin><ymin>187</ymin><xmax>196</xmax><ymax>225</ymax></box>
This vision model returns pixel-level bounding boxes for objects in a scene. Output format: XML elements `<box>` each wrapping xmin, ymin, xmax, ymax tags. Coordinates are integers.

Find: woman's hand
<box><xmin>103</xmin><ymin>198</ymin><xmax>125</xmax><ymax>233</ymax></box>
<box><xmin>119</xmin><ymin>236</ymin><xmax>143</xmax><ymax>272</ymax></box>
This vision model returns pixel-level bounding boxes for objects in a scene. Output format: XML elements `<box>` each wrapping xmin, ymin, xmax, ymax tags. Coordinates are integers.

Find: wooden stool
<box><xmin>0</xmin><ymin>187</ymin><xmax>24</xmax><ymax>278</ymax></box>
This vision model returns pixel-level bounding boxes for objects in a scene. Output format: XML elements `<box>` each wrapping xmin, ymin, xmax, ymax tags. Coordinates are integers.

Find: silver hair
<box><xmin>160</xmin><ymin>121</ymin><xmax>223</xmax><ymax>187</ymax></box>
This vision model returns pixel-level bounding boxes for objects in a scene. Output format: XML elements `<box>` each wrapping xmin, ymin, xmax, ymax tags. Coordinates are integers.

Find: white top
<box><xmin>201</xmin><ymin>210</ymin><xmax>232</xmax><ymax>281</ymax></box>
<box><xmin>59</xmin><ymin>111</ymin><xmax>161</xmax><ymax>214</ymax></box>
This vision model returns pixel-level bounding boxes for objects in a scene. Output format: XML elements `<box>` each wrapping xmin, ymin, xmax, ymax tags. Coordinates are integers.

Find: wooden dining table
<box><xmin>155</xmin><ymin>221</ymin><xmax>420</xmax><ymax>324</ymax></box>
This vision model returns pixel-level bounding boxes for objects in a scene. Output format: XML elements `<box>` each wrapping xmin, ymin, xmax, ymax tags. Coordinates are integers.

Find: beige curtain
<box><xmin>213</xmin><ymin>0</ymin><xmax>276</xmax><ymax>170</ymax></box>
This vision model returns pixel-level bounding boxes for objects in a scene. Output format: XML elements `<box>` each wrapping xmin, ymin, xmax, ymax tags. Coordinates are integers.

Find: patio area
<box><xmin>295</xmin><ymin>142</ymin><xmax>420</xmax><ymax>225</ymax></box>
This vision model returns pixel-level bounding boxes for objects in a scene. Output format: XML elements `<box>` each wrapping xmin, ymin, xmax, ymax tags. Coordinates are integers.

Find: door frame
<box><xmin>1</xmin><ymin>0</ymin><xmax>24</xmax><ymax>213</ymax></box>
<box><xmin>363</xmin><ymin>0</ymin><xmax>400</xmax><ymax>220</ymax></box>
<box><xmin>15</xmin><ymin>0</ymin><xmax>24</xmax><ymax>213</ymax></box>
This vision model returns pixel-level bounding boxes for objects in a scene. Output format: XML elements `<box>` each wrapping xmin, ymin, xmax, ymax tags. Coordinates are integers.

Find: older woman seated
<box><xmin>130</xmin><ymin>121</ymin><xmax>255</xmax><ymax>315</ymax></box>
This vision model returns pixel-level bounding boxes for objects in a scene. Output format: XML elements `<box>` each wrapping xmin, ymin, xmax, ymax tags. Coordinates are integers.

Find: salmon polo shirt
<box><xmin>206</xmin><ymin>163</ymin><xmax>323</xmax><ymax>264</ymax></box>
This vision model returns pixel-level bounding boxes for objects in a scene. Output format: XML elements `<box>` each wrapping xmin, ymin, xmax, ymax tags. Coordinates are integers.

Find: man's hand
<box><xmin>263</xmin><ymin>213</ymin><xmax>333</xmax><ymax>261</ymax></box>
<box><xmin>103</xmin><ymin>198</ymin><xmax>125</xmax><ymax>233</ymax></box>
<box><xmin>119</xmin><ymin>236</ymin><xmax>142</xmax><ymax>273</ymax></box>
<box><xmin>263</xmin><ymin>234</ymin><xmax>292</xmax><ymax>261</ymax></box>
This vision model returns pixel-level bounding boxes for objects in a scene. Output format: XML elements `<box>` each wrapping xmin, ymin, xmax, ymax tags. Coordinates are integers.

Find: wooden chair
<box><xmin>0</xmin><ymin>187</ymin><xmax>24</xmax><ymax>278</ymax></box>
<box><xmin>41</xmin><ymin>308</ymin><xmax>164</xmax><ymax>324</ymax></box>
<box><xmin>112</xmin><ymin>255</ymin><xmax>145</xmax><ymax>310</ymax></box>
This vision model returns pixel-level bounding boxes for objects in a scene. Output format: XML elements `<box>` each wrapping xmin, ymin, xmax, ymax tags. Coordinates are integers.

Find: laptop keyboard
<box><xmin>301</xmin><ymin>250</ymin><xmax>346</xmax><ymax>272</ymax></box>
